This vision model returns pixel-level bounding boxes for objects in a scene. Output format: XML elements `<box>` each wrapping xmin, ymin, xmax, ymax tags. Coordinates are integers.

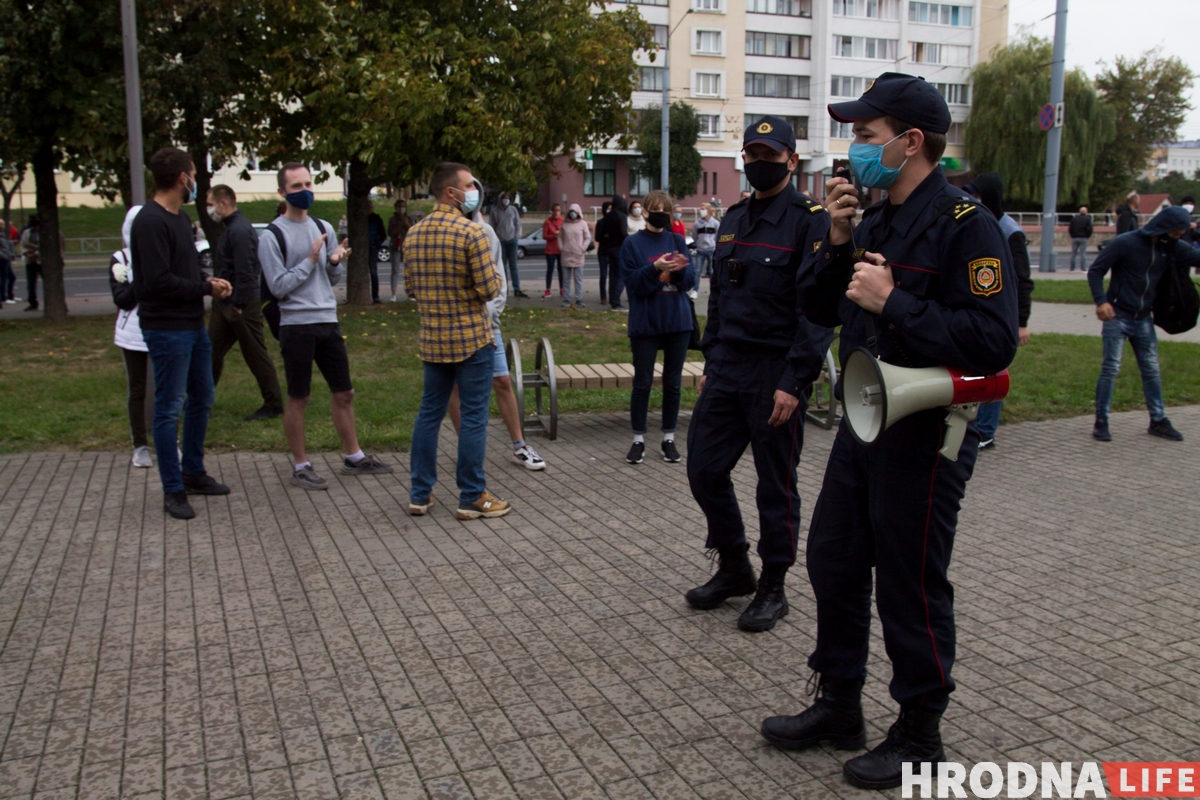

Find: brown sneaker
<box><xmin>455</xmin><ymin>490</ymin><xmax>511</xmax><ymax>520</ymax></box>
<box><xmin>408</xmin><ymin>491</ymin><xmax>434</xmax><ymax>516</ymax></box>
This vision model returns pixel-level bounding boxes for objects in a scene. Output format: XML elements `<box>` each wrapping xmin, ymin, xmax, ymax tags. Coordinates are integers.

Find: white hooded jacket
<box><xmin>112</xmin><ymin>206</ymin><xmax>147</xmax><ymax>352</ymax></box>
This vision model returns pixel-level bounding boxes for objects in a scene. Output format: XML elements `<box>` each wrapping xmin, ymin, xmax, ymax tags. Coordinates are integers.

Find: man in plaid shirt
<box><xmin>405</xmin><ymin>162</ymin><xmax>510</xmax><ymax>520</ymax></box>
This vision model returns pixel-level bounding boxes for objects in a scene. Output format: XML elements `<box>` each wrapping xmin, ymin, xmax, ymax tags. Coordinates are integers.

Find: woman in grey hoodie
<box><xmin>556</xmin><ymin>203</ymin><xmax>593</xmax><ymax>309</ymax></box>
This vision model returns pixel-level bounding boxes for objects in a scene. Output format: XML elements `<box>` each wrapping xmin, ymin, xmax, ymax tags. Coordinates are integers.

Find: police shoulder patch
<box><xmin>952</xmin><ymin>202</ymin><xmax>978</xmax><ymax>220</ymax></box>
<box><xmin>968</xmin><ymin>257</ymin><xmax>1002</xmax><ymax>297</ymax></box>
<box><xmin>807</xmin><ymin>202</ymin><xmax>825</xmax><ymax>214</ymax></box>
<box><xmin>812</xmin><ymin>240</ymin><xmax>822</xmax><ymax>253</ymax></box>
<box><xmin>718</xmin><ymin>233</ymin><xmax>736</xmax><ymax>243</ymax></box>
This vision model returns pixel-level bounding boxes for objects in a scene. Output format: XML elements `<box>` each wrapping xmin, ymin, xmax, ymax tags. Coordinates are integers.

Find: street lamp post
<box><xmin>660</xmin><ymin>8</ymin><xmax>694</xmax><ymax>194</ymax></box>
<box><xmin>1038</xmin><ymin>0</ymin><xmax>1068</xmax><ymax>273</ymax></box>
<box><xmin>120</xmin><ymin>0</ymin><xmax>145</xmax><ymax>206</ymax></box>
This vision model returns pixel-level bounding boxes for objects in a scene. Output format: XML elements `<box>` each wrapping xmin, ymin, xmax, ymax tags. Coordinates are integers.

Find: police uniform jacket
<box><xmin>804</xmin><ymin>168</ymin><xmax>1018</xmax><ymax>376</ymax></box>
<box><xmin>701</xmin><ymin>183</ymin><xmax>831</xmax><ymax>396</ymax></box>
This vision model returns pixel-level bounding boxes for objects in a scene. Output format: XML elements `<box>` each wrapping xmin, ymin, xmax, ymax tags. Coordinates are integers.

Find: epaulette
<box><xmin>794</xmin><ymin>196</ymin><xmax>827</xmax><ymax>214</ymax></box>
<box><xmin>950</xmin><ymin>200</ymin><xmax>978</xmax><ymax>221</ymax></box>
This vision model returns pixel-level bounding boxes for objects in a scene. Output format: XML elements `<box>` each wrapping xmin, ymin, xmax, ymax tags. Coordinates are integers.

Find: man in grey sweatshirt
<box><xmin>259</xmin><ymin>163</ymin><xmax>393</xmax><ymax>490</ymax></box>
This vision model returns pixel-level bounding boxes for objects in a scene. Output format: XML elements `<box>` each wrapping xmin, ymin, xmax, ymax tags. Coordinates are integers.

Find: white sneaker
<box><xmin>132</xmin><ymin>446</ymin><xmax>153</xmax><ymax>468</ymax></box>
<box><xmin>390</xmin><ymin>295</ymin><xmax>398</xmax><ymax>302</ymax></box>
<box><xmin>513</xmin><ymin>445</ymin><xmax>546</xmax><ymax>471</ymax></box>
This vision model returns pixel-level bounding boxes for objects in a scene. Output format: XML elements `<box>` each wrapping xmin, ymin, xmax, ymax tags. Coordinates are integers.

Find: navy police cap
<box><xmin>743</xmin><ymin>115</ymin><xmax>797</xmax><ymax>152</ymax></box>
<box><xmin>827</xmin><ymin>72</ymin><xmax>951</xmax><ymax>134</ymax></box>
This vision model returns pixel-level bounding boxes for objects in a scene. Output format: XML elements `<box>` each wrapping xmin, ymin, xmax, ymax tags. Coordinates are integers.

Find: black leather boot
<box><xmin>684</xmin><ymin>544</ymin><xmax>757</xmax><ymax>610</ymax></box>
<box><xmin>761</xmin><ymin>675</ymin><xmax>866</xmax><ymax>751</ymax></box>
<box><xmin>737</xmin><ymin>564</ymin><xmax>788</xmax><ymax>631</ymax></box>
<box><xmin>843</xmin><ymin>705</ymin><xmax>945</xmax><ymax>790</ymax></box>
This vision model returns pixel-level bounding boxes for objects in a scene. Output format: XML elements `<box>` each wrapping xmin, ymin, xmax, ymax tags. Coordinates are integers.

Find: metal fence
<box><xmin>63</xmin><ymin>237</ymin><xmax>125</xmax><ymax>255</ymax></box>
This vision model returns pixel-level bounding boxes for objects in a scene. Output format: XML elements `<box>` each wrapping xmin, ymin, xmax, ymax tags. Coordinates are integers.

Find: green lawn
<box><xmin>1032</xmin><ymin>277</ymin><xmax>1200</xmax><ymax>305</ymax></box>
<box><xmin>1</xmin><ymin>306</ymin><xmax>1197</xmax><ymax>453</ymax></box>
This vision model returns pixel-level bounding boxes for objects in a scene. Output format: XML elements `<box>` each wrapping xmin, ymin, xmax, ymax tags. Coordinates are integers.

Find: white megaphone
<box><xmin>842</xmin><ymin>347</ymin><xmax>1010</xmax><ymax>461</ymax></box>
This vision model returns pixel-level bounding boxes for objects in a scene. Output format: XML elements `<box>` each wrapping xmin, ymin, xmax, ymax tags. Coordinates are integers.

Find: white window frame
<box><xmin>691</xmin><ymin>69</ymin><xmax>725</xmax><ymax>98</ymax></box>
<box><xmin>908</xmin><ymin>2</ymin><xmax>973</xmax><ymax>27</ymax></box>
<box><xmin>832</xmin><ymin>35</ymin><xmax>898</xmax><ymax>61</ymax></box>
<box><xmin>830</xmin><ymin>120</ymin><xmax>854</xmax><ymax>139</ymax></box>
<box><xmin>693</xmin><ymin>0</ymin><xmax>725</xmax><ymax>12</ymax></box>
<box><xmin>697</xmin><ymin>114</ymin><xmax>723</xmax><ymax>139</ymax></box>
<box><xmin>831</xmin><ymin>0</ymin><xmax>899</xmax><ymax>20</ymax></box>
<box><xmin>691</xmin><ymin>27</ymin><xmax>726</xmax><ymax>57</ymax></box>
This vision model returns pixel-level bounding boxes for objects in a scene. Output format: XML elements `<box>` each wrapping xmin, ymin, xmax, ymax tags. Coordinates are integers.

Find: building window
<box><xmin>746</xmin><ymin>0</ymin><xmax>812</xmax><ymax>15</ymax></box>
<box><xmin>830</xmin><ymin>75</ymin><xmax>871</xmax><ymax>97</ymax></box>
<box><xmin>909</xmin><ymin>2</ymin><xmax>973</xmax><ymax>26</ymax></box>
<box><xmin>831</xmin><ymin>0</ymin><xmax>899</xmax><ymax>19</ymax></box>
<box><xmin>693</xmin><ymin>0</ymin><xmax>723</xmax><ymax>12</ymax></box>
<box><xmin>745</xmin><ymin>73</ymin><xmax>810</xmax><ymax>99</ymax></box>
<box><xmin>746</xmin><ymin>113</ymin><xmax>809</xmax><ymax>140</ymax></box>
<box><xmin>585</xmin><ymin>155</ymin><xmax>617</xmax><ymax>196</ymax></box>
<box><xmin>936</xmin><ymin>82</ymin><xmax>970</xmax><ymax>105</ymax></box>
<box><xmin>910</xmin><ymin>42</ymin><xmax>970</xmax><ymax>66</ymax></box>
<box><xmin>693</xmin><ymin>29</ymin><xmax>725</xmax><ymax>56</ymax></box>
<box><xmin>631</xmin><ymin>0</ymin><xmax>669</xmax><ymax>6</ymax></box>
<box><xmin>746</xmin><ymin>32</ymin><xmax>811</xmax><ymax>59</ymax></box>
<box><xmin>639</xmin><ymin>66</ymin><xmax>666</xmax><ymax>91</ymax></box>
<box><xmin>698</xmin><ymin>114</ymin><xmax>722</xmax><ymax>138</ymax></box>
<box><xmin>832</xmin><ymin>35</ymin><xmax>898</xmax><ymax>60</ymax></box>
<box><xmin>830</xmin><ymin>120</ymin><xmax>854</xmax><ymax>139</ymax></box>
<box><xmin>651</xmin><ymin>24</ymin><xmax>668</xmax><ymax>50</ymax></box>
<box><xmin>947</xmin><ymin>122</ymin><xmax>965</xmax><ymax>145</ymax></box>
<box><xmin>693</xmin><ymin>71</ymin><xmax>724</xmax><ymax>98</ymax></box>
<box><xmin>631</xmin><ymin>167</ymin><xmax>659</xmax><ymax>196</ymax></box>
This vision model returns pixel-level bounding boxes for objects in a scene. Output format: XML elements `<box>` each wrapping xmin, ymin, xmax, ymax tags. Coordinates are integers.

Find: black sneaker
<box><xmin>661</xmin><ymin>440</ymin><xmax>681</xmax><ymax>462</ymax></box>
<box><xmin>164</xmin><ymin>491</ymin><xmax>195</xmax><ymax>519</ymax></box>
<box><xmin>1093</xmin><ymin>420</ymin><xmax>1112</xmax><ymax>441</ymax></box>
<box><xmin>291</xmin><ymin>464</ymin><xmax>328</xmax><ymax>491</ymax></box>
<box><xmin>340</xmin><ymin>453</ymin><xmax>394</xmax><ymax>475</ymax></box>
<box><xmin>1148</xmin><ymin>417</ymin><xmax>1184</xmax><ymax>441</ymax></box>
<box><xmin>243</xmin><ymin>406</ymin><xmax>283</xmax><ymax>421</ymax></box>
<box><xmin>514</xmin><ymin>290</ymin><xmax>529</xmax><ymax>298</ymax></box>
<box><xmin>625</xmin><ymin>441</ymin><xmax>645</xmax><ymax>464</ymax></box>
<box><xmin>182</xmin><ymin>473</ymin><xmax>231</xmax><ymax>495</ymax></box>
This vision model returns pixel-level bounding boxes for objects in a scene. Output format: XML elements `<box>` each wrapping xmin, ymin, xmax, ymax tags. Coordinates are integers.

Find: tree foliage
<box><xmin>965</xmin><ymin>36</ymin><xmax>1115</xmax><ymax>208</ymax></box>
<box><xmin>1090</xmin><ymin>50</ymin><xmax>1196</xmax><ymax>207</ymax></box>
<box><xmin>1136</xmin><ymin>169</ymin><xmax>1200</xmax><ymax>204</ymax></box>
<box><xmin>634</xmin><ymin>102</ymin><xmax>703</xmax><ymax>199</ymax></box>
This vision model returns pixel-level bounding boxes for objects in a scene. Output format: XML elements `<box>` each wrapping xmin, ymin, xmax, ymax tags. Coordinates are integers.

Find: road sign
<box><xmin>1054</xmin><ymin>102</ymin><xmax>1064</xmax><ymax>128</ymax></box>
<box><xmin>1038</xmin><ymin>103</ymin><xmax>1055</xmax><ymax>131</ymax></box>
<box><xmin>584</xmin><ymin>147</ymin><xmax>594</xmax><ymax>169</ymax></box>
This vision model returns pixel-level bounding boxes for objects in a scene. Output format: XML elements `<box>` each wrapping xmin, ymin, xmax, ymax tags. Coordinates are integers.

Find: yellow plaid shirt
<box><xmin>405</xmin><ymin>204</ymin><xmax>502</xmax><ymax>363</ymax></box>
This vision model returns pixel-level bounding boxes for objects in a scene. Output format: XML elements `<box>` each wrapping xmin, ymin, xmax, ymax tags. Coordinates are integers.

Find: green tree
<box><xmin>965</xmin><ymin>36</ymin><xmax>1115</xmax><ymax>207</ymax></box>
<box><xmin>1136</xmin><ymin>169</ymin><xmax>1200</xmax><ymax>204</ymax></box>
<box><xmin>634</xmin><ymin>102</ymin><xmax>704</xmax><ymax>199</ymax></box>
<box><xmin>1090</xmin><ymin>50</ymin><xmax>1196</xmax><ymax>207</ymax></box>
<box><xmin>261</xmin><ymin>0</ymin><xmax>653</xmax><ymax>305</ymax></box>
<box><xmin>0</xmin><ymin>0</ymin><xmax>123</xmax><ymax>322</ymax></box>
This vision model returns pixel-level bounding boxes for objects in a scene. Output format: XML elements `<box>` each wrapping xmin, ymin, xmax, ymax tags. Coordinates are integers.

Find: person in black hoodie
<box><xmin>599</xmin><ymin>195</ymin><xmax>630</xmax><ymax>310</ymax></box>
<box><xmin>1089</xmin><ymin>205</ymin><xmax>1200</xmax><ymax>442</ymax></box>
<box><xmin>132</xmin><ymin>147</ymin><xmax>234</xmax><ymax>520</ymax></box>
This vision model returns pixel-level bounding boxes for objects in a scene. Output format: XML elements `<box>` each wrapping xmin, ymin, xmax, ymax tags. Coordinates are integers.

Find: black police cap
<box><xmin>743</xmin><ymin>115</ymin><xmax>796</xmax><ymax>152</ymax></box>
<box><xmin>827</xmin><ymin>72</ymin><xmax>951</xmax><ymax>135</ymax></box>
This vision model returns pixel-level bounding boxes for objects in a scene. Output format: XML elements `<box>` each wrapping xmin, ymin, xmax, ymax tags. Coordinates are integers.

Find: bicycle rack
<box><xmin>805</xmin><ymin>346</ymin><xmax>843</xmax><ymax>431</ymax></box>
<box><xmin>507</xmin><ymin>337</ymin><xmax>559</xmax><ymax>440</ymax></box>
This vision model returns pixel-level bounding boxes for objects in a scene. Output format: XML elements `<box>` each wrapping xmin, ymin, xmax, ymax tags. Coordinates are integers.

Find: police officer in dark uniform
<box><xmin>758</xmin><ymin>74</ymin><xmax>1018</xmax><ymax>789</ymax></box>
<box><xmin>685</xmin><ymin>115</ymin><xmax>833</xmax><ymax>633</ymax></box>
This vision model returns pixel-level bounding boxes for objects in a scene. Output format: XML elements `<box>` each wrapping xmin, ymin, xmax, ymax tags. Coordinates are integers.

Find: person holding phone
<box><xmin>618</xmin><ymin>190</ymin><xmax>696</xmax><ymax>465</ymax></box>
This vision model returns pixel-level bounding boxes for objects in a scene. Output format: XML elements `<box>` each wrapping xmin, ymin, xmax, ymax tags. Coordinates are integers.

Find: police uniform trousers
<box><xmin>806</xmin><ymin>408</ymin><xmax>977</xmax><ymax>713</ymax></box>
<box><xmin>687</xmin><ymin>355</ymin><xmax>805</xmax><ymax>568</ymax></box>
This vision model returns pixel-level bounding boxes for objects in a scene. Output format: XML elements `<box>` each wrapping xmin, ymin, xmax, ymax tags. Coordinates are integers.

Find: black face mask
<box><xmin>743</xmin><ymin>159</ymin><xmax>791</xmax><ymax>192</ymax></box>
<box><xmin>647</xmin><ymin>211</ymin><xmax>672</xmax><ymax>230</ymax></box>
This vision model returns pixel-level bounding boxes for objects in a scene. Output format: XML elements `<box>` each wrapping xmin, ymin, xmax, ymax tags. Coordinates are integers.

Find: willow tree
<box><xmin>262</xmin><ymin>0</ymin><xmax>654</xmax><ymax>305</ymax></box>
<box><xmin>965</xmin><ymin>36</ymin><xmax>1115</xmax><ymax>207</ymax></box>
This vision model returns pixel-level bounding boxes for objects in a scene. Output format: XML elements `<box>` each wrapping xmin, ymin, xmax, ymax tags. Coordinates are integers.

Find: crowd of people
<box><xmin>57</xmin><ymin>65</ymin><xmax>1197</xmax><ymax>794</ymax></box>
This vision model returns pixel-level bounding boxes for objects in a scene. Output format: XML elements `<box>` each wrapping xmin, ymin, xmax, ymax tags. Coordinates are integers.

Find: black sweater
<box><xmin>213</xmin><ymin>210</ymin><xmax>260</xmax><ymax>309</ymax></box>
<box><xmin>131</xmin><ymin>200</ymin><xmax>211</xmax><ymax>330</ymax></box>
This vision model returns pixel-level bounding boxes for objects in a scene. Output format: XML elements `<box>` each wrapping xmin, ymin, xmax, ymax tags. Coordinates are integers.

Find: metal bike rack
<box><xmin>507</xmin><ymin>337</ymin><xmax>559</xmax><ymax>440</ymax></box>
<box><xmin>806</xmin><ymin>346</ymin><xmax>843</xmax><ymax>430</ymax></box>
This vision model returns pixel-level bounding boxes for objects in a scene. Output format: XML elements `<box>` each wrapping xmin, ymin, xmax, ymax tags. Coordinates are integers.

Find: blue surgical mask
<box><xmin>285</xmin><ymin>189</ymin><xmax>314</xmax><ymax>210</ymax></box>
<box><xmin>455</xmin><ymin>187</ymin><xmax>480</xmax><ymax>214</ymax></box>
<box><xmin>182</xmin><ymin>175</ymin><xmax>196</xmax><ymax>204</ymax></box>
<box><xmin>847</xmin><ymin>130</ymin><xmax>911</xmax><ymax>190</ymax></box>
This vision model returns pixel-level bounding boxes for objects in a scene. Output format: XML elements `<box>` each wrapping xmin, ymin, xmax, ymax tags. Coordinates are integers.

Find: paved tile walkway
<box><xmin>2</xmin><ymin>406</ymin><xmax>1199</xmax><ymax>799</ymax></box>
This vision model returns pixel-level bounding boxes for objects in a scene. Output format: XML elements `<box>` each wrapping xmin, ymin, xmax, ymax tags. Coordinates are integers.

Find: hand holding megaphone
<box><xmin>846</xmin><ymin>252</ymin><xmax>895</xmax><ymax>314</ymax></box>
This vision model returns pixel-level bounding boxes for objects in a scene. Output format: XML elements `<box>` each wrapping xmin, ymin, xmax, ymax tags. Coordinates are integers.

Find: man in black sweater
<box><xmin>206</xmin><ymin>184</ymin><xmax>284</xmax><ymax>421</ymax></box>
<box><xmin>132</xmin><ymin>147</ymin><xmax>234</xmax><ymax>519</ymax></box>
<box><xmin>1068</xmin><ymin>206</ymin><xmax>1094</xmax><ymax>272</ymax></box>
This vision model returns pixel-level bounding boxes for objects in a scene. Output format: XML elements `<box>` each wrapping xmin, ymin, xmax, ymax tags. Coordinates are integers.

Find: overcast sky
<box><xmin>1006</xmin><ymin>0</ymin><xmax>1200</xmax><ymax>142</ymax></box>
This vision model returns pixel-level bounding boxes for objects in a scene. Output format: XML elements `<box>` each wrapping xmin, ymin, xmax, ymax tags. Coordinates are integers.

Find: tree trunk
<box><xmin>185</xmin><ymin>108</ymin><xmax>225</xmax><ymax>248</ymax></box>
<box><xmin>344</xmin><ymin>158</ymin><xmax>373</xmax><ymax>306</ymax></box>
<box><xmin>33</xmin><ymin>139</ymin><xmax>67</xmax><ymax>323</ymax></box>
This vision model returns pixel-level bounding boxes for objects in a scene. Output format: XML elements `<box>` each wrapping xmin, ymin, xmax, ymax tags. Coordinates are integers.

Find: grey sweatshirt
<box><xmin>258</xmin><ymin>215</ymin><xmax>342</xmax><ymax>325</ymax></box>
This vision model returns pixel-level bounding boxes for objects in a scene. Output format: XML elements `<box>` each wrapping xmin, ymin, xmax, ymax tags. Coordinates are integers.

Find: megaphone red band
<box><xmin>948</xmin><ymin>369</ymin><xmax>1010</xmax><ymax>405</ymax></box>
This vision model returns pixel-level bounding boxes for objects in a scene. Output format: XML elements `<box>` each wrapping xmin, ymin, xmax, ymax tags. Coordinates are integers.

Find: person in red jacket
<box><xmin>671</xmin><ymin>209</ymin><xmax>687</xmax><ymax>237</ymax></box>
<box><xmin>541</xmin><ymin>204</ymin><xmax>564</xmax><ymax>298</ymax></box>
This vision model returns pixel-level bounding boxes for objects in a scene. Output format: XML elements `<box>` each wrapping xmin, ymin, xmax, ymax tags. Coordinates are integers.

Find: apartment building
<box><xmin>1148</xmin><ymin>141</ymin><xmax>1200</xmax><ymax>182</ymax></box>
<box><xmin>539</xmin><ymin>0</ymin><xmax>1007</xmax><ymax>210</ymax></box>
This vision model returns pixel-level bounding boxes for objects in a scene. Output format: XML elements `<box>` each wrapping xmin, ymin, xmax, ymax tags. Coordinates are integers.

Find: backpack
<box><xmin>262</xmin><ymin>216</ymin><xmax>328</xmax><ymax>340</ymax></box>
<box><xmin>1152</xmin><ymin>249</ymin><xmax>1200</xmax><ymax>334</ymax></box>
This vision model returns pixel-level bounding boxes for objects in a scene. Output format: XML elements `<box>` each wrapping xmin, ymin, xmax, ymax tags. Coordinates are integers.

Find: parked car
<box><xmin>516</xmin><ymin>228</ymin><xmax>546</xmax><ymax>259</ymax></box>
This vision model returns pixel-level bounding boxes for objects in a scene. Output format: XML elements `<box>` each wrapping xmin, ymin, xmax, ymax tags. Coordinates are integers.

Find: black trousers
<box><xmin>806</xmin><ymin>410</ymin><xmax>977</xmax><ymax>713</ymax></box>
<box><xmin>209</xmin><ymin>298</ymin><xmax>284</xmax><ymax>412</ymax></box>
<box><xmin>26</xmin><ymin>261</ymin><xmax>41</xmax><ymax>306</ymax></box>
<box><xmin>121</xmin><ymin>348</ymin><xmax>155</xmax><ymax>448</ymax></box>
<box><xmin>369</xmin><ymin>248</ymin><xmax>381</xmax><ymax>301</ymax></box>
<box><xmin>686</xmin><ymin>357</ymin><xmax>805</xmax><ymax>568</ymax></box>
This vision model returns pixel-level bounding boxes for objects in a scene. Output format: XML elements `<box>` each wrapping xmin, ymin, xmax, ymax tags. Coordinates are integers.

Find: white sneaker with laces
<box><xmin>513</xmin><ymin>445</ymin><xmax>546</xmax><ymax>471</ymax></box>
<box><xmin>132</xmin><ymin>446</ymin><xmax>153</xmax><ymax>468</ymax></box>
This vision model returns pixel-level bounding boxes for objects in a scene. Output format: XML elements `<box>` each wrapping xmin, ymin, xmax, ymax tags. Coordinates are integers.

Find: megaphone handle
<box><xmin>939</xmin><ymin>405</ymin><xmax>979</xmax><ymax>461</ymax></box>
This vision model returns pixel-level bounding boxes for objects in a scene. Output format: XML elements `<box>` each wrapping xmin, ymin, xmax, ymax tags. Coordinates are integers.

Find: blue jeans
<box><xmin>1070</xmin><ymin>238</ymin><xmax>1089</xmax><ymax>272</ymax></box>
<box><xmin>1095</xmin><ymin>315</ymin><xmax>1165</xmax><ymax>423</ymax></box>
<box><xmin>500</xmin><ymin>239</ymin><xmax>521</xmax><ymax>292</ymax></box>
<box><xmin>544</xmin><ymin>254</ymin><xmax>562</xmax><ymax>292</ymax></box>
<box><xmin>142</xmin><ymin>328</ymin><xmax>216</xmax><ymax>493</ymax></box>
<box><xmin>410</xmin><ymin>344</ymin><xmax>494</xmax><ymax>505</ymax></box>
<box><xmin>975</xmin><ymin>400</ymin><xmax>1002</xmax><ymax>440</ymax></box>
<box><xmin>694</xmin><ymin>250</ymin><xmax>713</xmax><ymax>277</ymax></box>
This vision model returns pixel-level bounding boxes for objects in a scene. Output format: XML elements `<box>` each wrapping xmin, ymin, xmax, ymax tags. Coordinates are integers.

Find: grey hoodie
<box><xmin>258</xmin><ymin>214</ymin><xmax>342</xmax><ymax>325</ymax></box>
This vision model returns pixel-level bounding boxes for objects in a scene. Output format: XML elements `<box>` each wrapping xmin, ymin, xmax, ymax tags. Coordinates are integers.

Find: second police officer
<box><xmin>685</xmin><ymin>115</ymin><xmax>833</xmax><ymax>633</ymax></box>
<box><xmin>758</xmin><ymin>74</ymin><xmax>1019</xmax><ymax>789</ymax></box>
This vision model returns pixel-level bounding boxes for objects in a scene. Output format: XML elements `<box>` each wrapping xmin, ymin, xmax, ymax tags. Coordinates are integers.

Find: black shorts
<box><xmin>279</xmin><ymin>322</ymin><xmax>353</xmax><ymax>399</ymax></box>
